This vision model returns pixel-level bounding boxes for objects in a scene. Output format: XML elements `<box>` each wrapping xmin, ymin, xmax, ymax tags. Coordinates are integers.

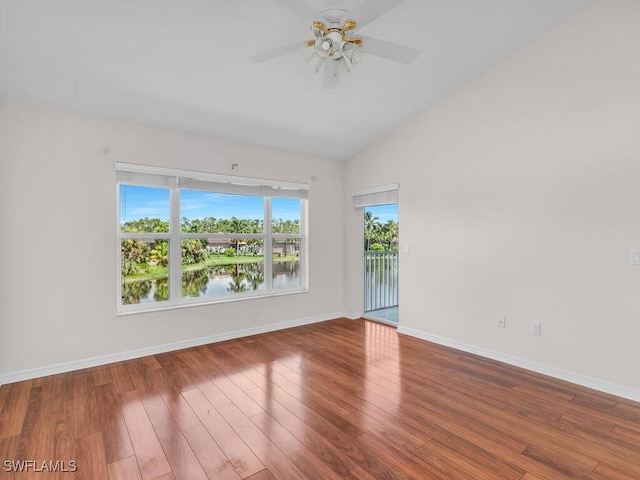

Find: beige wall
<box><xmin>345</xmin><ymin>0</ymin><xmax>640</xmax><ymax>396</ymax></box>
<box><xmin>0</xmin><ymin>101</ymin><xmax>345</xmax><ymax>380</ymax></box>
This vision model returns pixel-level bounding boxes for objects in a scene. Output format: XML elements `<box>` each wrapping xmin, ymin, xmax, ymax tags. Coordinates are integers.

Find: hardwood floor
<box><xmin>1</xmin><ymin>318</ymin><xmax>639</xmax><ymax>479</ymax></box>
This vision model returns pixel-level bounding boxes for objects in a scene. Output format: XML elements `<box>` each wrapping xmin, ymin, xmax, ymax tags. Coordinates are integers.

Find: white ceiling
<box><xmin>0</xmin><ymin>0</ymin><xmax>593</xmax><ymax>161</ymax></box>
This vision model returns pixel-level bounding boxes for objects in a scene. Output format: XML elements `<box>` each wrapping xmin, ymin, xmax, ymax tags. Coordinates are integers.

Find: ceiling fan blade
<box><xmin>359</xmin><ymin>35</ymin><xmax>420</xmax><ymax>64</ymax></box>
<box><xmin>271</xmin><ymin>0</ymin><xmax>319</xmax><ymax>24</ymax></box>
<box><xmin>341</xmin><ymin>0</ymin><xmax>405</xmax><ymax>30</ymax></box>
<box><xmin>323</xmin><ymin>60</ymin><xmax>339</xmax><ymax>89</ymax></box>
<box><xmin>249</xmin><ymin>40</ymin><xmax>307</xmax><ymax>63</ymax></box>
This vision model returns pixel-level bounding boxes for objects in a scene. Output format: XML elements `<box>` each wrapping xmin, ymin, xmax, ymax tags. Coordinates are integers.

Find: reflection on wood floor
<box><xmin>364</xmin><ymin>306</ymin><xmax>399</xmax><ymax>323</ymax></box>
<box><xmin>1</xmin><ymin>318</ymin><xmax>639</xmax><ymax>479</ymax></box>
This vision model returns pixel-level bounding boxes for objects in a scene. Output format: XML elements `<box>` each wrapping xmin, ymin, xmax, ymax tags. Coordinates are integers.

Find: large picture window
<box><xmin>116</xmin><ymin>163</ymin><xmax>308</xmax><ymax>314</ymax></box>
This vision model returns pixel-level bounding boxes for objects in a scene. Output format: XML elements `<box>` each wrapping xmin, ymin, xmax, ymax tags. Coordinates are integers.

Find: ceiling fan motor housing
<box><xmin>318</xmin><ymin>7</ymin><xmax>349</xmax><ymax>25</ymax></box>
<box><xmin>315</xmin><ymin>31</ymin><xmax>344</xmax><ymax>58</ymax></box>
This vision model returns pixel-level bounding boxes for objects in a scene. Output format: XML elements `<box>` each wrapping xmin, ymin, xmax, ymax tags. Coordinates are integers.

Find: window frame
<box><xmin>116</xmin><ymin>163</ymin><xmax>309</xmax><ymax>315</ymax></box>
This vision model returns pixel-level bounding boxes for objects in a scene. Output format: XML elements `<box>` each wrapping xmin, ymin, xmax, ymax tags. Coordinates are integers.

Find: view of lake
<box><xmin>122</xmin><ymin>261</ymin><xmax>300</xmax><ymax>305</ymax></box>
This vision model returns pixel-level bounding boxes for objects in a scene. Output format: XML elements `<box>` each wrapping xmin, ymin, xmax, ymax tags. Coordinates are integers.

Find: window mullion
<box><xmin>264</xmin><ymin>196</ymin><xmax>273</xmax><ymax>292</ymax></box>
<box><xmin>116</xmin><ymin>183</ymin><xmax>123</xmax><ymax>310</ymax></box>
<box><xmin>301</xmin><ymin>198</ymin><xmax>308</xmax><ymax>290</ymax></box>
<box><xmin>170</xmin><ymin>186</ymin><xmax>182</xmax><ymax>304</ymax></box>
<box><xmin>120</xmin><ymin>233</ymin><xmax>171</xmax><ymax>240</ymax></box>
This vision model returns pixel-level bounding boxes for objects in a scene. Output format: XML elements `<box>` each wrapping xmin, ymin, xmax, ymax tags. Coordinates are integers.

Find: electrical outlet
<box><xmin>250</xmin><ymin>310</ymin><xmax>257</xmax><ymax>319</ymax></box>
<box><xmin>497</xmin><ymin>317</ymin><xmax>506</xmax><ymax>328</ymax></box>
<box><xmin>530</xmin><ymin>322</ymin><xmax>541</xmax><ymax>336</ymax></box>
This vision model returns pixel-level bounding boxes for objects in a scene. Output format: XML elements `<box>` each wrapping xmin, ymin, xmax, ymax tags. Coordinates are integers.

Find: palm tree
<box><xmin>364</xmin><ymin>211</ymin><xmax>380</xmax><ymax>251</ymax></box>
<box><xmin>229</xmin><ymin>217</ymin><xmax>251</xmax><ymax>254</ymax></box>
<box><xmin>150</xmin><ymin>241</ymin><xmax>169</xmax><ymax>266</ymax></box>
<box><xmin>383</xmin><ymin>219</ymin><xmax>399</xmax><ymax>250</ymax></box>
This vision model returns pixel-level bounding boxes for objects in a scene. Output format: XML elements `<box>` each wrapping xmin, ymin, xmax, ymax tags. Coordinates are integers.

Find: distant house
<box><xmin>273</xmin><ymin>240</ymin><xmax>299</xmax><ymax>257</ymax></box>
<box><xmin>206</xmin><ymin>238</ymin><xmax>263</xmax><ymax>255</ymax></box>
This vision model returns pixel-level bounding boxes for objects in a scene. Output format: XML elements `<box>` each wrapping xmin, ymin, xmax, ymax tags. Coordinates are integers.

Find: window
<box><xmin>272</xmin><ymin>197</ymin><xmax>303</xmax><ymax>291</ymax></box>
<box><xmin>117</xmin><ymin>163</ymin><xmax>308</xmax><ymax>314</ymax></box>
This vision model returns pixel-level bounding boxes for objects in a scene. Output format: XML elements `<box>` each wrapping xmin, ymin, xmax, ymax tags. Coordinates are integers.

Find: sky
<box><xmin>119</xmin><ymin>185</ymin><xmax>301</xmax><ymax>223</ymax></box>
<box><xmin>120</xmin><ymin>185</ymin><xmax>397</xmax><ymax>225</ymax></box>
<box><xmin>365</xmin><ymin>204</ymin><xmax>398</xmax><ymax>224</ymax></box>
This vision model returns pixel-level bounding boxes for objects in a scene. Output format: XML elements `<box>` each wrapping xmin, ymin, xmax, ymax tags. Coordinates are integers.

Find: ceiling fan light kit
<box><xmin>305</xmin><ymin>19</ymin><xmax>363</xmax><ymax>76</ymax></box>
<box><xmin>250</xmin><ymin>0</ymin><xmax>420</xmax><ymax>88</ymax></box>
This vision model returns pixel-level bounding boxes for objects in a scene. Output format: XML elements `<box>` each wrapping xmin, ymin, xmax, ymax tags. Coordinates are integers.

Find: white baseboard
<box><xmin>0</xmin><ymin>312</ymin><xmax>346</xmax><ymax>386</ymax></box>
<box><xmin>397</xmin><ymin>325</ymin><xmax>640</xmax><ymax>403</ymax></box>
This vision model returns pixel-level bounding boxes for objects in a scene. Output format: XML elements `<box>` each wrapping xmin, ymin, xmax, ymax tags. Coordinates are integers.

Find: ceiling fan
<box><xmin>250</xmin><ymin>0</ymin><xmax>420</xmax><ymax>89</ymax></box>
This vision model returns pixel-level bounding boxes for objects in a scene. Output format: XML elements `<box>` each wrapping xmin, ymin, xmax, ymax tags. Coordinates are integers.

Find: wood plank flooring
<box><xmin>1</xmin><ymin>318</ymin><xmax>639</xmax><ymax>479</ymax></box>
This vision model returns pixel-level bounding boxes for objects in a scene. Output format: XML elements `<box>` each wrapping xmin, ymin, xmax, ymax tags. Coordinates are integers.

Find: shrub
<box><xmin>121</xmin><ymin>258</ymin><xmax>142</xmax><ymax>276</ymax></box>
<box><xmin>121</xmin><ymin>239</ymin><xmax>150</xmax><ymax>264</ymax></box>
<box><xmin>182</xmin><ymin>239</ymin><xmax>209</xmax><ymax>265</ymax></box>
<box><xmin>223</xmin><ymin>248</ymin><xmax>237</xmax><ymax>257</ymax></box>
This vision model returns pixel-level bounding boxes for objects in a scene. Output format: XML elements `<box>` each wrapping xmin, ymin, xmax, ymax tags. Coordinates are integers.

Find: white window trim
<box><xmin>352</xmin><ymin>183</ymin><xmax>398</xmax><ymax>208</ymax></box>
<box><xmin>116</xmin><ymin>163</ymin><xmax>309</xmax><ymax>315</ymax></box>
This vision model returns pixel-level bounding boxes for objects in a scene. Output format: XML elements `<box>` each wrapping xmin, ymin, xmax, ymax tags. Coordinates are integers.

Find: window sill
<box><xmin>117</xmin><ymin>288</ymin><xmax>308</xmax><ymax>317</ymax></box>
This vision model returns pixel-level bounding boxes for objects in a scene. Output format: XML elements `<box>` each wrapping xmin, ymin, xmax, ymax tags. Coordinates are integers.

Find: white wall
<box><xmin>0</xmin><ymin>101</ymin><xmax>345</xmax><ymax>381</ymax></box>
<box><xmin>345</xmin><ymin>0</ymin><xmax>640</xmax><ymax>397</ymax></box>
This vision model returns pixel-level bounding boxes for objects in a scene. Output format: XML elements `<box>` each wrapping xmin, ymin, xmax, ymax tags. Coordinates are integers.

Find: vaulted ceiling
<box><xmin>0</xmin><ymin>0</ymin><xmax>593</xmax><ymax>160</ymax></box>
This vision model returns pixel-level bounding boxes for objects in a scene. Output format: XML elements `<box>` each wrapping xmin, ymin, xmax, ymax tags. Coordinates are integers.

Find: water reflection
<box><xmin>184</xmin><ymin>263</ymin><xmax>265</xmax><ymax>297</ymax></box>
<box><xmin>122</xmin><ymin>278</ymin><xmax>168</xmax><ymax>304</ymax></box>
<box><xmin>122</xmin><ymin>281</ymin><xmax>153</xmax><ymax>304</ymax></box>
<box><xmin>122</xmin><ymin>261</ymin><xmax>299</xmax><ymax>305</ymax></box>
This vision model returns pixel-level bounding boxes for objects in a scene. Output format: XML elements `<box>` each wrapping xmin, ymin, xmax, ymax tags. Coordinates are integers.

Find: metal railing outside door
<box><xmin>364</xmin><ymin>251</ymin><xmax>398</xmax><ymax>312</ymax></box>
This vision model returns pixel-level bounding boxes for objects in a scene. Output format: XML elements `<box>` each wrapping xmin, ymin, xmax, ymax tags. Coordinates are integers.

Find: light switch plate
<box><xmin>631</xmin><ymin>250</ymin><xmax>640</xmax><ymax>265</ymax></box>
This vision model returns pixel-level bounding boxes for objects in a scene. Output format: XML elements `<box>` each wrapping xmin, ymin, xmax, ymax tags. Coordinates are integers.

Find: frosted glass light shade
<box><xmin>306</xmin><ymin>51</ymin><xmax>326</xmax><ymax>72</ymax></box>
<box><xmin>343</xmin><ymin>42</ymin><xmax>364</xmax><ymax>65</ymax></box>
<box><xmin>333</xmin><ymin>57</ymin><xmax>350</xmax><ymax>77</ymax></box>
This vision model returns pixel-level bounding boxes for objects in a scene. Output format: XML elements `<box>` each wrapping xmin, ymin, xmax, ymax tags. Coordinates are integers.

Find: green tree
<box><xmin>273</xmin><ymin>218</ymin><xmax>300</xmax><ymax>234</ymax></box>
<box><xmin>181</xmin><ymin>239</ymin><xmax>208</xmax><ymax>265</ymax></box>
<box><xmin>364</xmin><ymin>211</ymin><xmax>381</xmax><ymax>251</ymax></box>
<box><xmin>381</xmin><ymin>219</ymin><xmax>399</xmax><ymax>250</ymax></box>
<box><xmin>151</xmin><ymin>241</ymin><xmax>169</xmax><ymax>267</ymax></box>
<box><xmin>229</xmin><ymin>217</ymin><xmax>251</xmax><ymax>254</ymax></box>
<box><xmin>181</xmin><ymin>216</ymin><xmax>218</xmax><ymax>233</ymax></box>
<box><xmin>121</xmin><ymin>239</ymin><xmax>150</xmax><ymax>263</ymax></box>
<box><xmin>121</xmin><ymin>217</ymin><xmax>169</xmax><ymax>233</ymax></box>
<box><xmin>121</xmin><ymin>239</ymin><xmax>150</xmax><ymax>275</ymax></box>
